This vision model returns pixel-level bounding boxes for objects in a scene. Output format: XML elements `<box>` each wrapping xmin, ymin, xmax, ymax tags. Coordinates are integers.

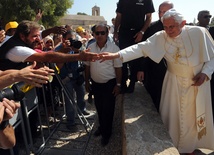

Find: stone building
<box><xmin>59</xmin><ymin>5</ymin><xmax>107</xmax><ymax>30</ymax></box>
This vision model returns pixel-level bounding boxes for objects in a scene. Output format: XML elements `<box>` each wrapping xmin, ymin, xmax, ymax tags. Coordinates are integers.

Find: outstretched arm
<box><xmin>0</xmin><ymin>61</ymin><xmax>54</xmax><ymax>89</ymax></box>
<box><xmin>26</xmin><ymin>49</ymin><xmax>99</xmax><ymax>63</ymax></box>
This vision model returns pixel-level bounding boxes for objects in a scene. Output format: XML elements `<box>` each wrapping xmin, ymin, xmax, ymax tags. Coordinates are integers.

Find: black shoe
<box><xmin>120</xmin><ymin>87</ymin><xmax>127</xmax><ymax>94</ymax></box>
<box><xmin>82</xmin><ymin>110</ymin><xmax>90</xmax><ymax>115</ymax></box>
<box><xmin>88</xmin><ymin>97</ymin><xmax>93</xmax><ymax>104</ymax></box>
<box><xmin>126</xmin><ymin>87</ymin><xmax>134</xmax><ymax>93</ymax></box>
<box><xmin>101</xmin><ymin>137</ymin><xmax>109</xmax><ymax>146</ymax></box>
<box><xmin>125</xmin><ymin>89</ymin><xmax>134</xmax><ymax>93</ymax></box>
<box><xmin>94</xmin><ymin>129</ymin><xmax>101</xmax><ymax>137</ymax></box>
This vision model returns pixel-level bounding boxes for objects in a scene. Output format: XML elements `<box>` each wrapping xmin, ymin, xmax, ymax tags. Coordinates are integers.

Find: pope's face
<box><xmin>163</xmin><ymin>17</ymin><xmax>185</xmax><ymax>38</ymax></box>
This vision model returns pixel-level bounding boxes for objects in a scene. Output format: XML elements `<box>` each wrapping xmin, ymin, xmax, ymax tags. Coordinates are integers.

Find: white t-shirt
<box><xmin>85</xmin><ymin>40</ymin><xmax>122</xmax><ymax>83</ymax></box>
<box><xmin>6</xmin><ymin>46</ymin><xmax>36</xmax><ymax>62</ymax></box>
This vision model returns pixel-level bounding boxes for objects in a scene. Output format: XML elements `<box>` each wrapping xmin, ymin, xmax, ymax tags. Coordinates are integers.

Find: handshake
<box><xmin>79</xmin><ymin>49</ymin><xmax>120</xmax><ymax>62</ymax></box>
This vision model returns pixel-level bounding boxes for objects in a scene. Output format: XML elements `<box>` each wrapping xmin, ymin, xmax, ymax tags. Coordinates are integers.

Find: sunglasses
<box><xmin>204</xmin><ymin>15</ymin><xmax>212</xmax><ymax>19</ymax></box>
<box><xmin>95</xmin><ymin>31</ymin><xmax>106</xmax><ymax>36</ymax></box>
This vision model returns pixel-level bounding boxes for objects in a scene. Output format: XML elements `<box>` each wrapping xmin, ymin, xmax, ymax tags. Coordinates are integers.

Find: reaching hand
<box><xmin>18</xmin><ymin>61</ymin><xmax>55</xmax><ymax>87</ymax></box>
<box><xmin>35</xmin><ymin>9</ymin><xmax>43</xmax><ymax>22</ymax></box>
<box><xmin>98</xmin><ymin>52</ymin><xmax>120</xmax><ymax>62</ymax></box>
<box><xmin>79</xmin><ymin>49</ymin><xmax>100</xmax><ymax>61</ymax></box>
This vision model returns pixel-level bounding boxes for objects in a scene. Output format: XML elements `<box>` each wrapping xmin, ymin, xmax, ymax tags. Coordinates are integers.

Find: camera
<box><xmin>0</xmin><ymin>82</ymin><xmax>33</xmax><ymax>102</ymax></box>
<box><xmin>68</xmin><ymin>38</ymin><xmax>82</xmax><ymax>49</ymax></box>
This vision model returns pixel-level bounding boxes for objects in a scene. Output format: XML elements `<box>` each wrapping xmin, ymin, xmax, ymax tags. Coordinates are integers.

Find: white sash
<box><xmin>167</xmin><ymin>61</ymin><xmax>206</xmax><ymax>140</ymax></box>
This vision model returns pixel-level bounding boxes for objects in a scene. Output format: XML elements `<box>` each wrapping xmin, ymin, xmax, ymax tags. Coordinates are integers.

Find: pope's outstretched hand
<box><xmin>98</xmin><ymin>52</ymin><xmax>120</xmax><ymax>62</ymax></box>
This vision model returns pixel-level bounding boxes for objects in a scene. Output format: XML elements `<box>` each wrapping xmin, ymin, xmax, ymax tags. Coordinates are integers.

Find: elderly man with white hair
<box><xmin>99</xmin><ymin>9</ymin><xmax>214</xmax><ymax>154</ymax></box>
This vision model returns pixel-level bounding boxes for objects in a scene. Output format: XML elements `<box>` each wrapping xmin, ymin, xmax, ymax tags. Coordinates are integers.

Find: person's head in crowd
<box><xmin>76</xmin><ymin>26</ymin><xmax>87</xmax><ymax>38</ymax></box>
<box><xmin>197</xmin><ymin>10</ymin><xmax>212</xmax><ymax>28</ymax></box>
<box><xmin>161</xmin><ymin>9</ymin><xmax>186</xmax><ymax>38</ymax></box>
<box><xmin>65</xmin><ymin>24</ymin><xmax>72</xmax><ymax>31</ymax></box>
<box><xmin>62</xmin><ymin>30</ymin><xmax>75</xmax><ymax>40</ymax></box>
<box><xmin>5</xmin><ymin>21</ymin><xmax>18</xmax><ymax>36</ymax></box>
<box><xmin>43</xmin><ymin>35</ymin><xmax>54</xmax><ymax>51</ymax></box>
<box><xmin>111</xmin><ymin>18</ymin><xmax>115</xmax><ymax>25</ymax></box>
<box><xmin>13</xmin><ymin>20</ymin><xmax>41</xmax><ymax>48</ymax></box>
<box><xmin>76</xmin><ymin>26</ymin><xmax>85</xmax><ymax>34</ymax></box>
<box><xmin>34</xmin><ymin>39</ymin><xmax>44</xmax><ymax>50</ymax></box>
<box><xmin>62</xmin><ymin>30</ymin><xmax>77</xmax><ymax>50</ymax></box>
<box><xmin>94</xmin><ymin>24</ymin><xmax>109</xmax><ymax>46</ymax></box>
<box><xmin>158</xmin><ymin>1</ymin><xmax>174</xmax><ymax>19</ymax></box>
<box><xmin>91</xmin><ymin>25</ymin><xmax>96</xmax><ymax>34</ymax></box>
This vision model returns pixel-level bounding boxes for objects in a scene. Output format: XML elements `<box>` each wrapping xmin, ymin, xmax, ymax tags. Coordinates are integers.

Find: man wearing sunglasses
<box><xmin>85</xmin><ymin>24</ymin><xmax>122</xmax><ymax>146</ymax></box>
<box><xmin>197</xmin><ymin>10</ymin><xmax>212</xmax><ymax>29</ymax></box>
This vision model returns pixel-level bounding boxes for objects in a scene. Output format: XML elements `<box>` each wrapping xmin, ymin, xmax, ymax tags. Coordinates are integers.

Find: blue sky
<box><xmin>68</xmin><ymin>0</ymin><xmax>214</xmax><ymax>25</ymax></box>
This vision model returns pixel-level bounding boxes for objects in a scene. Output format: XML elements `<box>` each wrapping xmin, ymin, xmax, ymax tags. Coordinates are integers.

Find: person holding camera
<box><xmin>57</xmin><ymin>30</ymin><xmax>90</xmax><ymax>131</ymax></box>
<box><xmin>0</xmin><ymin>61</ymin><xmax>54</xmax><ymax>149</ymax></box>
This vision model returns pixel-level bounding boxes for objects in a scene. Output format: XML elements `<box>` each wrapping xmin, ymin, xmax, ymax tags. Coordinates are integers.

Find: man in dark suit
<box><xmin>137</xmin><ymin>1</ymin><xmax>174</xmax><ymax>111</ymax></box>
<box><xmin>197</xmin><ymin>10</ymin><xmax>214</xmax><ymax>121</ymax></box>
<box><xmin>114</xmin><ymin>0</ymin><xmax>155</xmax><ymax>93</ymax></box>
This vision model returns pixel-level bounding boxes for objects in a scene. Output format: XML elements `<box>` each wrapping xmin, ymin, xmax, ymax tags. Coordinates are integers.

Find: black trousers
<box><xmin>91</xmin><ymin>78</ymin><xmax>116</xmax><ymax>139</ymax></box>
<box><xmin>119</xmin><ymin>29</ymin><xmax>142</xmax><ymax>91</ymax></box>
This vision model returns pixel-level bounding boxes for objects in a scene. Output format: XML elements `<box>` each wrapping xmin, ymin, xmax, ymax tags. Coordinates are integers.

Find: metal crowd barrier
<box><xmin>5</xmin><ymin>63</ymin><xmax>93</xmax><ymax>155</ymax></box>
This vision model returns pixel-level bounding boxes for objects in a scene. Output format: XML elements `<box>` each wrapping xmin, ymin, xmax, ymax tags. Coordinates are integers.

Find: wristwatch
<box><xmin>0</xmin><ymin>120</ymin><xmax>9</xmax><ymax>130</ymax></box>
<box><xmin>116</xmin><ymin>83</ymin><xmax>121</xmax><ymax>87</ymax></box>
<box><xmin>140</xmin><ymin>30</ymin><xmax>144</xmax><ymax>35</ymax></box>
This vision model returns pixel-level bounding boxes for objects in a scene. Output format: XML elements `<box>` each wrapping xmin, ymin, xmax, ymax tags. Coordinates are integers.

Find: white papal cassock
<box><xmin>119</xmin><ymin>25</ymin><xmax>214</xmax><ymax>153</ymax></box>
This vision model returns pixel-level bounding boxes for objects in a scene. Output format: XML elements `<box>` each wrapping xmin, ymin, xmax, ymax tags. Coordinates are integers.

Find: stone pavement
<box><xmin>123</xmin><ymin>82</ymin><xmax>179</xmax><ymax>155</ymax></box>
<box><xmin>16</xmin><ymin>81</ymin><xmax>214</xmax><ymax>155</ymax></box>
<box><xmin>85</xmin><ymin>82</ymin><xmax>179</xmax><ymax>155</ymax></box>
<box><xmin>123</xmin><ymin>82</ymin><xmax>214</xmax><ymax>155</ymax></box>
<box><xmin>40</xmin><ymin>82</ymin><xmax>214</xmax><ymax>155</ymax></box>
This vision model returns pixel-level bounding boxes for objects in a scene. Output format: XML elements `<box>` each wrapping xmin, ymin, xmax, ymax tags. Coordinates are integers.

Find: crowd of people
<box><xmin>0</xmin><ymin>0</ymin><xmax>214</xmax><ymax>155</ymax></box>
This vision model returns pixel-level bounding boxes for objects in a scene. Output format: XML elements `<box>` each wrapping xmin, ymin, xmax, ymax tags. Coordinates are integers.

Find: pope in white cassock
<box><xmin>99</xmin><ymin>9</ymin><xmax>214</xmax><ymax>154</ymax></box>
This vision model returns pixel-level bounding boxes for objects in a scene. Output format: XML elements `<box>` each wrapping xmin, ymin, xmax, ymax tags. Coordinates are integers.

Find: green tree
<box><xmin>0</xmin><ymin>0</ymin><xmax>73</xmax><ymax>28</ymax></box>
<box><xmin>77</xmin><ymin>12</ymin><xmax>88</xmax><ymax>15</ymax></box>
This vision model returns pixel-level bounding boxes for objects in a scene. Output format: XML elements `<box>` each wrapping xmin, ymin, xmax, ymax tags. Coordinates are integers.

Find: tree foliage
<box><xmin>0</xmin><ymin>0</ymin><xmax>73</xmax><ymax>28</ymax></box>
<box><xmin>77</xmin><ymin>12</ymin><xmax>88</xmax><ymax>15</ymax></box>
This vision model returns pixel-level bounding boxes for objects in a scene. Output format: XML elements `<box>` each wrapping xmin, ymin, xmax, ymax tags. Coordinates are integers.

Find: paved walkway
<box><xmin>123</xmin><ymin>82</ymin><xmax>214</xmax><ymax>155</ymax></box>
<box><xmin>15</xmin><ymin>82</ymin><xmax>214</xmax><ymax>155</ymax></box>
